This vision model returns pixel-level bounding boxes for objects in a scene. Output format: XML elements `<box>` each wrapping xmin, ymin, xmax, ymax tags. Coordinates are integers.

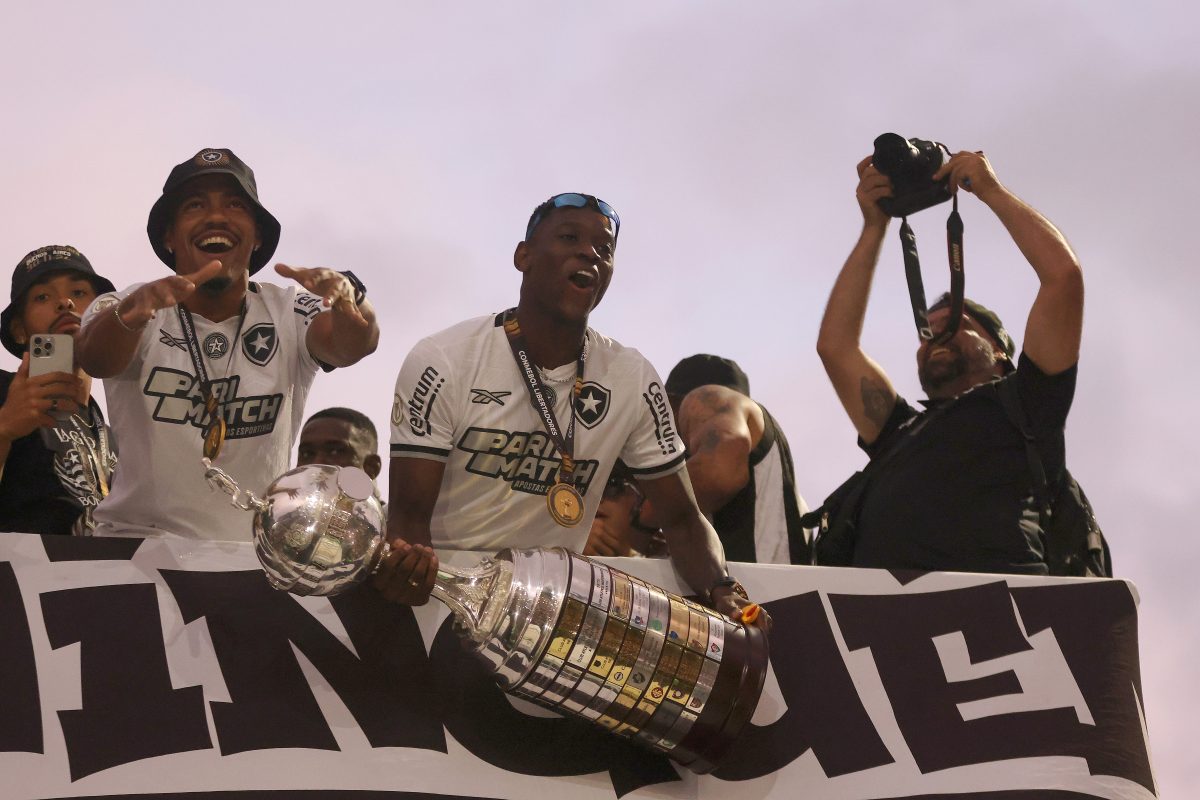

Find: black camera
<box><xmin>872</xmin><ymin>133</ymin><xmax>953</xmax><ymax>218</ymax></box>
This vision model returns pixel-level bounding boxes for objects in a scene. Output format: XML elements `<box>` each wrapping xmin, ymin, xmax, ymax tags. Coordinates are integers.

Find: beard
<box><xmin>198</xmin><ymin>276</ymin><xmax>234</xmax><ymax>295</ymax></box>
<box><xmin>919</xmin><ymin>337</ymin><xmax>997</xmax><ymax>396</ymax></box>
<box><xmin>919</xmin><ymin>346</ymin><xmax>968</xmax><ymax>395</ymax></box>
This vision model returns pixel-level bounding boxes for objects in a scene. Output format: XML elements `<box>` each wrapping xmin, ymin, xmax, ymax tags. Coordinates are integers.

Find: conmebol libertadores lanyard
<box><xmin>899</xmin><ymin>193</ymin><xmax>965</xmax><ymax>345</ymax></box>
<box><xmin>176</xmin><ymin>301</ymin><xmax>247</xmax><ymax>460</ymax></box>
<box><xmin>501</xmin><ymin>308</ymin><xmax>587</xmax><ymax>527</ymax></box>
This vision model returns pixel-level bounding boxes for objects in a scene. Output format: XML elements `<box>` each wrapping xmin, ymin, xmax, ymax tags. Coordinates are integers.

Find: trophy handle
<box><xmin>430</xmin><ymin>559</ymin><xmax>511</xmax><ymax>641</ymax></box>
<box><xmin>201</xmin><ymin>458</ymin><xmax>269</xmax><ymax>513</ymax></box>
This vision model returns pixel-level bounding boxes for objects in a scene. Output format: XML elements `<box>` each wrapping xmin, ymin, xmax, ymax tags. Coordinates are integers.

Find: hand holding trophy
<box><xmin>202</xmin><ymin>460</ymin><xmax>768</xmax><ymax>773</ymax></box>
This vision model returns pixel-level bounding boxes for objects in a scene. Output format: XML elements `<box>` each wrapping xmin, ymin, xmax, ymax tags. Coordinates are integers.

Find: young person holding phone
<box><xmin>0</xmin><ymin>245</ymin><xmax>117</xmax><ymax>534</ymax></box>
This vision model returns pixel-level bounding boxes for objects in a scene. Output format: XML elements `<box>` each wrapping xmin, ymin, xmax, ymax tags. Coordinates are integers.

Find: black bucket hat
<box><xmin>2</xmin><ymin>245</ymin><xmax>116</xmax><ymax>357</ymax></box>
<box><xmin>929</xmin><ymin>292</ymin><xmax>1016</xmax><ymax>371</ymax></box>
<box><xmin>665</xmin><ymin>354</ymin><xmax>751</xmax><ymax>400</ymax></box>
<box><xmin>146</xmin><ymin>148</ymin><xmax>281</xmax><ymax>275</ymax></box>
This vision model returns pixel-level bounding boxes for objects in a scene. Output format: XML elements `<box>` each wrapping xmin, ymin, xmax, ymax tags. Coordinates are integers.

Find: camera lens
<box><xmin>872</xmin><ymin>133</ymin><xmax>917</xmax><ymax>177</ymax></box>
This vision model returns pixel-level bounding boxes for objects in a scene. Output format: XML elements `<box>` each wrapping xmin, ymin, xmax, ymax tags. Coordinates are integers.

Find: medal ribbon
<box><xmin>176</xmin><ymin>301</ymin><xmax>247</xmax><ymax>457</ymax></box>
<box><xmin>501</xmin><ymin>309</ymin><xmax>586</xmax><ymax>487</ymax></box>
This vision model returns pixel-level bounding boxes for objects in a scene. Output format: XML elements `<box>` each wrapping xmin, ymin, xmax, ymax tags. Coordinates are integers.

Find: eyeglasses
<box><xmin>603</xmin><ymin>474</ymin><xmax>631</xmax><ymax>500</ymax></box>
<box><xmin>526</xmin><ymin>193</ymin><xmax>621</xmax><ymax>240</ymax></box>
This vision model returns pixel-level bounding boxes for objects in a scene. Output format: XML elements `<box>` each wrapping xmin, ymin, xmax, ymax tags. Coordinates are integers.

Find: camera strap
<box><xmin>899</xmin><ymin>194</ymin><xmax>965</xmax><ymax>345</ymax></box>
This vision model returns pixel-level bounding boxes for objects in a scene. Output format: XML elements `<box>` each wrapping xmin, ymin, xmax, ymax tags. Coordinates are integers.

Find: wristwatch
<box><xmin>705</xmin><ymin>575</ymin><xmax>749</xmax><ymax>606</ymax></box>
<box><xmin>339</xmin><ymin>270</ymin><xmax>367</xmax><ymax>306</ymax></box>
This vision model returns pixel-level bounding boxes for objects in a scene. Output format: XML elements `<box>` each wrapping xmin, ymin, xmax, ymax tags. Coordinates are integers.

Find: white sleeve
<box><xmin>79</xmin><ymin>285</ymin><xmax>150</xmax><ymax>378</ymax></box>
<box><xmin>291</xmin><ymin>289</ymin><xmax>325</xmax><ymax>374</ymax></box>
<box><xmin>619</xmin><ymin>356</ymin><xmax>687</xmax><ymax>478</ymax></box>
<box><xmin>389</xmin><ymin>336</ymin><xmax>458</xmax><ymax>462</ymax></box>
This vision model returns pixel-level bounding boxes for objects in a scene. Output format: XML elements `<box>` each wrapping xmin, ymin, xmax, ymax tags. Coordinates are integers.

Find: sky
<box><xmin>2</xmin><ymin>1</ymin><xmax>1197</xmax><ymax>795</ymax></box>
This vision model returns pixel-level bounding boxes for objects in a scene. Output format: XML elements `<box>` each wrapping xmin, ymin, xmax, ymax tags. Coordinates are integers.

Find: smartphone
<box><xmin>29</xmin><ymin>334</ymin><xmax>74</xmax><ymax>377</ymax></box>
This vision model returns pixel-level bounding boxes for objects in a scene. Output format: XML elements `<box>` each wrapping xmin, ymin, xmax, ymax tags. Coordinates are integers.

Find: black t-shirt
<box><xmin>0</xmin><ymin>370</ymin><xmax>112</xmax><ymax>535</ymax></box>
<box><xmin>852</xmin><ymin>353</ymin><xmax>1077</xmax><ymax>575</ymax></box>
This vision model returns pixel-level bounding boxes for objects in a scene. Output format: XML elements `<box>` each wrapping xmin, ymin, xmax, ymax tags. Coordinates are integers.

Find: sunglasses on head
<box><xmin>526</xmin><ymin>193</ymin><xmax>621</xmax><ymax>240</ymax></box>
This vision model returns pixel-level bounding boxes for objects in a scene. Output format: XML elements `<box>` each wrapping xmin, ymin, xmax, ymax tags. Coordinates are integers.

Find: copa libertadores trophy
<box><xmin>202</xmin><ymin>460</ymin><xmax>769</xmax><ymax>773</ymax></box>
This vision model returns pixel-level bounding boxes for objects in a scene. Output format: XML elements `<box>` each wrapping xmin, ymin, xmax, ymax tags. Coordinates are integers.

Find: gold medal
<box><xmin>547</xmin><ymin>481</ymin><xmax>584</xmax><ymax>527</ymax></box>
<box><xmin>203</xmin><ymin>416</ymin><xmax>227</xmax><ymax>460</ymax></box>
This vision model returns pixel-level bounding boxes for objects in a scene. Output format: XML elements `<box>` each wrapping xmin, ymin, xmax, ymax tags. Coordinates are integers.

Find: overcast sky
<box><xmin>2</xmin><ymin>1</ymin><xmax>1197</xmax><ymax>795</ymax></box>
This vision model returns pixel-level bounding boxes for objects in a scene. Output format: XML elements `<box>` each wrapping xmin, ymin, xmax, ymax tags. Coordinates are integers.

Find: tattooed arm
<box><xmin>673</xmin><ymin>385</ymin><xmax>763</xmax><ymax>516</ymax></box>
<box><xmin>815</xmin><ymin>155</ymin><xmax>898</xmax><ymax>445</ymax></box>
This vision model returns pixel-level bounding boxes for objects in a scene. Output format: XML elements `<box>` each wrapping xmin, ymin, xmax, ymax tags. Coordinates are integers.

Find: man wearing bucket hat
<box><xmin>814</xmin><ymin>150</ymin><xmax>1084</xmax><ymax>574</ymax></box>
<box><xmin>76</xmin><ymin>147</ymin><xmax>378</xmax><ymax>540</ymax></box>
<box><xmin>0</xmin><ymin>245</ymin><xmax>117</xmax><ymax>534</ymax></box>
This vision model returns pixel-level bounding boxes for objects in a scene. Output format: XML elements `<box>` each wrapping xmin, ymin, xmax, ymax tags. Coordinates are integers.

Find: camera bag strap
<box><xmin>899</xmin><ymin>194</ymin><xmax>965</xmax><ymax>345</ymax></box>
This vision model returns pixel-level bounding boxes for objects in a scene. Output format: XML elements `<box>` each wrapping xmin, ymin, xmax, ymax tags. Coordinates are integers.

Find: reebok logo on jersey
<box><xmin>470</xmin><ymin>388</ymin><xmax>511</xmax><ymax>406</ymax></box>
<box><xmin>144</xmin><ymin>368</ymin><xmax>283</xmax><ymax>439</ymax></box>
<box><xmin>574</xmin><ymin>381</ymin><xmax>610</xmax><ymax>429</ymax></box>
<box><xmin>159</xmin><ymin>330</ymin><xmax>188</xmax><ymax>351</ymax></box>
<box><xmin>457</xmin><ymin>427</ymin><xmax>598</xmax><ymax>496</ymax></box>
<box><xmin>408</xmin><ymin>366</ymin><xmax>445</xmax><ymax>437</ymax></box>
<box><xmin>642</xmin><ymin>381</ymin><xmax>679</xmax><ymax>456</ymax></box>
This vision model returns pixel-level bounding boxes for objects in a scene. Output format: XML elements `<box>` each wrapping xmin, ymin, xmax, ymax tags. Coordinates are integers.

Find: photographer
<box><xmin>815</xmin><ymin>149</ymin><xmax>1083</xmax><ymax>574</ymax></box>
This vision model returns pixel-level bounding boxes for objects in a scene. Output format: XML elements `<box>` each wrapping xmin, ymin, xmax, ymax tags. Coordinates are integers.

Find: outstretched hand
<box><xmin>119</xmin><ymin>259</ymin><xmax>226</xmax><ymax>327</ymax></box>
<box><xmin>275</xmin><ymin>264</ymin><xmax>368</xmax><ymax>326</ymax></box>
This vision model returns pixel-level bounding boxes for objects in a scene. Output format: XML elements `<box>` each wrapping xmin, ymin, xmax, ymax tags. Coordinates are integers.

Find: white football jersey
<box><xmin>82</xmin><ymin>282</ymin><xmax>324</xmax><ymax>540</ymax></box>
<box><xmin>390</xmin><ymin>313</ymin><xmax>685</xmax><ymax>552</ymax></box>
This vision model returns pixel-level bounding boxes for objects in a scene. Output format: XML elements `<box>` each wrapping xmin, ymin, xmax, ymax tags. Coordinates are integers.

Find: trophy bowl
<box><xmin>203</xmin><ymin>459</ymin><xmax>768</xmax><ymax>773</ymax></box>
<box><xmin>202</xmin><ymin>461</ymin><xmax>387</xmax><ymax>596</ymax></box>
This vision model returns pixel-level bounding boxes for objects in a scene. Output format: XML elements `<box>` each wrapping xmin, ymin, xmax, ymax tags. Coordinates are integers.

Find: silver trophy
<box><xmin>203</xmin><ymin>460</ymin><xmax>768</xmax><ymax>773</ymax></box>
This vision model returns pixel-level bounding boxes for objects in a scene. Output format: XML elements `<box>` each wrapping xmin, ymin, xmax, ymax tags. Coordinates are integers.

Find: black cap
<box><xmin>665</xmin><ymin>354</ymin><xmax>751</xmax><ymax>399</ymax></box>
<box><xmin>929</xmin><ymin>292</ymin><xmax>1016</xmax><ymax>370</ymax></box>
<box><xmin>146</xmin><ymin>148</ymin><xmax>281</xmax><ymax>275</ymax></box>
<box><xmin>2</xmin><ymin>245</ymin><xmax>116</xmax><ymax>357</ymax></box>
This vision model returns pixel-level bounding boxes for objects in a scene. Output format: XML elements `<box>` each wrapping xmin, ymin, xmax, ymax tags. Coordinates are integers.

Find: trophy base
<box><xmin>459</xmin><ymin>548</ymin><xmax>768</xmax><ymax>774</ymax></box>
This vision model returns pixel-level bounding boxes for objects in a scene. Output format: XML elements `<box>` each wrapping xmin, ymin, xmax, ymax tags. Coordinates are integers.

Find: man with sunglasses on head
<box><xmin>76</xmin><ymin>148</ymin><xmax>379</xmax><ymax>540</ymax></box>
<box><xmin>377</xmin><ymin>193</ymin><xmax>764</xmax><ymax>626</ymax></box>
<box><xmin>815</xmin><ymin>151</ymin><xmax>1084</xmax><ymax>574</ymax></box>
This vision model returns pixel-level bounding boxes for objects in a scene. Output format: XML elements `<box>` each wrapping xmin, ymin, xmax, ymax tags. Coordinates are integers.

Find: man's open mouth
<box><xmin>568</xmin><ymin>269</ymin><xmax>597</xmax><ymax>289</ymax></box>
<box><xmin>195</xmin><ymin>234</ymin><xmax>236</xmax><ymax>254</ymax></box>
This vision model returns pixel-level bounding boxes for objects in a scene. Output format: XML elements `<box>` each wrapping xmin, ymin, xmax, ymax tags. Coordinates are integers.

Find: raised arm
<box><xmin>674</xmin><ymin>385</ymin><xmax>760</xmax><ymax>516</ymax></box>
<box><xmin>371</xmin><ymin>456</ymin><xmax>443</xmax><ymax>605</ymax></box>
<box><xmin>275</xmin><ymin>264</ymin><xmax>380</xmax><ymax>368</ymax></box>
<box><xmin>76</xmin><ymin>260</ymin><xmax>225</xmax><ymax>378</ymax></box>
<box><xmin>934</xmin><ymin>152</ymin><xmax>1084</xmax><ymax>375</ymax></box>
<box><xmin>815</xmin><ymin>156</ymin><xmax>898</xmax><ymax>445</ymax></box>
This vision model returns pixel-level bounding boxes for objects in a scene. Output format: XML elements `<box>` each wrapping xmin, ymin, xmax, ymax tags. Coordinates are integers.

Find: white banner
<box><xmin>0</xmin><ymin>531</ymin><xmax>1155</xmax><ymax>799</ymax></box>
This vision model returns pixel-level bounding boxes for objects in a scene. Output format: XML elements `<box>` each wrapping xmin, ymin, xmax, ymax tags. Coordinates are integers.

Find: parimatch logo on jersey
<box><xmin>144</xmin><ymin>368</ymin><xmax>284</xmax><ymax>439</ymax></box>
<box><xmin>457</xmin><ymin>428</ymin><xmax>598</xmax><ymax>496</ymax></box>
